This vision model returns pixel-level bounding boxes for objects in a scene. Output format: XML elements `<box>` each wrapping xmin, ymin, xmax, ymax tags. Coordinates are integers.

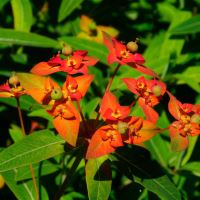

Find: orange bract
<box><xmin>86</xmin><ymin>125</ymin><xmax>123</xmax><ymax>159</ymax></box>
<box><xmin>168</xmin><ymin>92</ymin><xmax>200</xmax><ymax>151</ymax></box>
<box><xmin>122</xmin><ymin>77</ymin><xmax>166</xmax><ymax>123</ymax></box>
<box><xmin>100</xmin><ymin>92</ymin><xmax>130</xmax><ymax>121</ymax></box>
<box><xmin>31</xmin><ymin>50</ymin><xmax>98</xmax><ymax>76</ymax></box>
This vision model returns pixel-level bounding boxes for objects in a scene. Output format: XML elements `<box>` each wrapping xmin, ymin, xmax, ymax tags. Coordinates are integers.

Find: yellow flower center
<box><xmin>180</xmin><ymin>115</ymin><xmax>190</xmax><ymax>123</ymax></box>
<box><xmin>120</xmin><ymin>50</ymin><xmax>129</xmax><ymax>59</ymax></box>
<box><xmin>67</xmin><ymin>58</ymin><xmax>76</xmax><ymax>67</ymax></box>
<box><xmin>111</xmin><ymin>109</ymin><xmax>121</xmax><ymax>118</ymax></box>
<box><xmin>68</xmin><ymin>84</ymin><xmax>77</xmax><ymax>93</ymax></box>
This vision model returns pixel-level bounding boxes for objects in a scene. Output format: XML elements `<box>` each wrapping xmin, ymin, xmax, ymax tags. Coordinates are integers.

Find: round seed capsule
<box><xmin>62</xmin><ymin>45</ymin><xmax>72</xmax><ymax>55</ymax></box>
<box><xmin>152</xmin><ymin>85</ymin><xmax>162</xmax><ymax>97</ymax></box>
<box><xmin>51</xmin><ymin>88</ymin><xmax>63</xmax><ymax>100</ymax></box>
<box><xmin>126</xmin><ymin>41</ymin><xmax>138</xmax><ymax>52</ymax></box>
<box><xmin>9</xmin><ymin>74</ymin><xmax>19</xmax><ymax>86</ymax></box>
<box><xmin>117</xmin><ymin>121</ymin><xmax>129</xmax><ymax>134</ymax></box>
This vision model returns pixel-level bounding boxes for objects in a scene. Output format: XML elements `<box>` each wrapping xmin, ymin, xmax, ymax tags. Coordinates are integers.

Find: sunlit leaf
<box><xmin>86</xmin><ymin>155</ymin><xmax>112</xmax><ymax>200</ymax></box>
<box><xmin>58</xmin><ymin>0</ymin><xmax>85</xmax><ymax>22</ymax></box>
<box><xmin>0</xmin><ymin>28</ymin><xmax>59</xmax><ymax>48</ymax></box>
<box><xmin>0</xmin><ymin>130</ymin><xmax>65</xmax><ymax>172</ymax></box>
<box><xmin>11</xmin><ymin>0</ymin><xmax>33</xmax><ymax>32</ymax></box>
<box><xmin>171</xmin><ymin>14</ymin><xmax>200</xmax><ymax>35</ymax></box>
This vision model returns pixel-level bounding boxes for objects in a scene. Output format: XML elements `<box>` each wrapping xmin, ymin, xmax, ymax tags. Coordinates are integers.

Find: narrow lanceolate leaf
<box><xmin>0</xmin><ymin>130</ymin><xmax>65</xmax><ymax>172</ymax></box>
<box><xmin>115</xmin><ymin>146</ymin><xmax>181</xmax><ymax>200</ymax></box>
<box><xmin>0</xmin><ymin>28</ymin><xmax>59</xmax><ymax>48</ymax></box>
<box><xmin>15</xmin><ymin>161</ymin><xmax>59</xmax><ymax>181</ymax></box>
<box><xmin>171</xmin><ymin>15</ymin><xmax>200</xmax><ymax>35</ymax></box>
<box><xmin>1</xmin><ymin>169</ymin><xmax>36</xmax><ymax>200</ymax></box>
<box><xmin>86</xmin><ymin>156</ymin><xmax>112</xmax><ymax>200</ymax></box>
<box><xmin>58</xmin><ymin>0</ymin><xmax>85</xmax><ymax>22</ymax></box>
<box><xmin>11</xmin><ymin>0</ymin><xmax>33</xmax><ymax>32</ymax></box>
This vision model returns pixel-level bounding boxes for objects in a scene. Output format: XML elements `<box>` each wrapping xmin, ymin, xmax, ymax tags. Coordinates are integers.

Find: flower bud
<box><xmin>152</xmin><ymin>85</ymin><xmax>162</xmax><ymax>97</ymax></box>
<box><xmin>126</xmin><ymin>41</ymin><xmax>138</xmax><ymax>52</ymax></box>
<box><xmin>51</xmin><ymin>88</ymin><xmax>63</xmax><ymax>100</ymax></box>
<box><xmin>62</xmin><ymin>45</ymin><xmax>72</xmax><ymax>55</ymax></box>
<box><xmin>117</xmin><ymin>121</ymin><xmax>129</xmax><ymax>134</ymax></box>
<box><xmin>191</xmin><ymin>114</ymin><xmax>200</xmax><ymax>125</ymax></box>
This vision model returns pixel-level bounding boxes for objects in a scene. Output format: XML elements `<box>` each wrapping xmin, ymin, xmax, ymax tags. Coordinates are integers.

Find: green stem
<box><xmin>53</xmin><ymin>154</ymin><xmax>82</xmax><ymax>200</ymax></box>
<box><xmin>95</xmin><ymin>64</ymin><xmax>121</xmax><ymax>123</ymax></box>
<box><xmin>16</xmin><ymin>97</ymin><xmax>39</xmax><ymax>200</ymax></box>
<box><xmin>105</xmin><ymin>63</ymin><xmax>121</xmax><ymax>92</ymax></box>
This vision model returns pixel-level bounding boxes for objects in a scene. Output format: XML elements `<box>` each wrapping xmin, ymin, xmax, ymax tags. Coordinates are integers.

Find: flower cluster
<box><xmin>1</xmin><ymin>32</ymin><xmax>200</xmax><ymax>159</ymax></box>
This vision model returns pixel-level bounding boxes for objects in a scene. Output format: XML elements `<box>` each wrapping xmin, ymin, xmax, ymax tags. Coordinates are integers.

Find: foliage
<box><xmin>0</xmin><ymin>0</ymin><xmax>200</xmax><ymax>200</ymax></box>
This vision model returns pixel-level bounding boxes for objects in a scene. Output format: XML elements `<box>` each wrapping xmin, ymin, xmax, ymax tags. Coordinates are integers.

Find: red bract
<box><xmin>86</xmin><ymin>125</ymin><xmax>123</xmax><ymax>159</ymax></box>
<box><xmin>168</xmin><ymin>92</ymin><xmax>200</xmax><ymax>151</ymax></box>
<box><xmin>99</xmin><ymin>91</ymin><xmax>130</xmax><ymax>121</ymax></box>
<box><xmin>62</xmin><ymin>75</ymin><xmax>94</xmax><ymax>101</ymax></box>
<box><xmin>0</xmin><ymin>81</ymin><xmax>24</xmax><ymax>98</ymax></box>
<box><xmin>103</xmin><ymin>32</ymin><xmax>158</xmax><ymax>77</ymax></box>
<box><xmin>47</xmin><ymin>101</ymin><xmax>80</xmax><ymax>146</ymax></box>
<box><xmin>120</xmin><ymin>117</ymin><xmax>160</xmax><ymax>144</ymax></box>
<box><xmin>122</xmin><ymin>77</ymin><xmax>166</xmax><ymax>124</ymax></box>
<box><xmin>31</xmin><ymin>50</ymin><xmax>98</xmax><ymax>76</ymax></box>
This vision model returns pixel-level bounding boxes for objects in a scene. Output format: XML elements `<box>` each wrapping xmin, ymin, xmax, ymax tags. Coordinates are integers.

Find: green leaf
<box><xmin>9</xmin><ymin>124</ymin><xmax>23</xmax><ymax>143</ymax></box>
<box><xmin>180</xmin><ymin>162</ymin><xmax>200</xmax><ymax>175</ymax></box>
<box><xmin>1</xmin><ymin>169</ymin><xmax>37</xmax><ymax>200</ymax></box>
<box><xmin>86</xmin><ymin>156</ymin><xmax>112</xmax><ymax>200</ymax></box>
<box><xmin>0</xmin><ymin>0</ymin><xmax>9</xmax><ymax>10</ymax></box>
<box><xmin>0</xmin><ymin>95</ymin><xmax>37</xmax><ymax>111</ymax></box>
<box><xmin>115</xmin><ymin>146</ymin><xmax>181</xmax><ymax>200</ymax></box>
<box><xmin>11</xmin><ymin>0</ymin><xmax>33</xmax><ymax>32</ymax></box>
<box><xmin>0</xmin><ymin>28</ymin><xmax>59</xmax><ymax>48</ymax></box>
<box><xmin>58</xmin><ymin>0</ymin><xmax>85</xmax><ymax>22</ymax></box>
<box><xmin>171</xmin><ymin>15</ymin><xmax>200</xmax><ymax>35</ymax></box>
<box><xmin>1</xmin><ymin>169</ymin><xmax>49</xmax><ymax>200</ymax></box>
<box><xmin>15</xmin><ymin>160</ymin><xmax>59</xmax><ymax>181</ymax></box>
<box><xmin>174</xmin><ymin>66</ymin><xmax>200</xmax><ymax>93</ymax></box>
<box><xmin>0</xmin><ymin>130</ymin><xmax>65</xmax><ymax>172</ymax></box>
<box><xmin>28</xmin><ymin>109</ymin><xmax>53</xmax><ymax>121</ymax></box>
<box><xmin>60</xmin><ymin>37</ymin><xmax>107</xmax><ymax>64</ymax></box>
<box><xmin>181</xmin><ymin>136</ymin><xmax>199</xmax><ymax>166</ymax></box>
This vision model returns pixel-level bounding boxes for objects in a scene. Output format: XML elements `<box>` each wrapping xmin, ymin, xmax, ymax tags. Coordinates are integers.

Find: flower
<box><xmin>62</xmin><ymin>75</ymin><xmax>94</xmax><ymax>101</ymax></box>
<box><xmin>99</xmin><ymin>91</ymin><xmax>130</xmax><ymax>122</ymax></box>
<box><xmin>168</xmin><ymin>92</ymin><xmax>200</xmax><ymax>151</ymax></box>
<box><xmin>31</xmin><ymin>50</ymin><xmax>98</xmax><ymax>76</ymax></box>
<box><xmin>103</xmin><ymin>32</ymin><xmax>158</xmax><ymax>77</ymax></box>
<box><xmin>86</xmin><ymin>124</ymin><xmax>123</xmax><ymax>159</ymax></box>
<box><xmin>0</xmin><ymin>73</ymin><xmax>25</xmax><ymax>98</ymax></box>
<box><xmin>122</xmin><ymin>76</ymin><xmax>166</xmax><ymax>123</ymax></box>
<box><xmin>17</xmin><ymin>73</ymin><xmax>83</xmax><ymax>146</ymax></box>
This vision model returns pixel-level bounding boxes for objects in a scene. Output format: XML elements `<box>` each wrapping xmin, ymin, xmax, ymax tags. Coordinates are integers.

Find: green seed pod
<box><xmin>51</xmin><ymin>88</ymin><xmax>63</xmax><ymax>100</ymax></box>
<box><xmin>191</xmin><ymin>114</ymin><xmax>200</xmax><ymax>125</ymax></box>
<box><xmin>117</xmin><ymin>121</ymin><xmax>129</xmax><ymax>134</ymax></box>
<box><xmin>126</xmin><ymin>41</ymin><xmax>138</xmax><ymax>52</ymax></box>
<box><xmin>152</xmin><ymin>85</ymin><xmax>162</xmax><ymax>97</ymax></box>
<box><xmin>9</xmin><ymin>74</ymin><xmax>19</xmax><ymax>86</ymax></box>
<box><xmin>62</xmin><ymin>45</ymin><xmax>72</xmax><ymax>55</ymax></box>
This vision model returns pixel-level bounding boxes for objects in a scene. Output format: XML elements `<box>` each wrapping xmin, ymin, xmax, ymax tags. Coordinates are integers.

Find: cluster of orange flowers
<box><xmin>0</xmin><ymin>32</ymin><xmax>200</xmax><ymax>159</ymax></box>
